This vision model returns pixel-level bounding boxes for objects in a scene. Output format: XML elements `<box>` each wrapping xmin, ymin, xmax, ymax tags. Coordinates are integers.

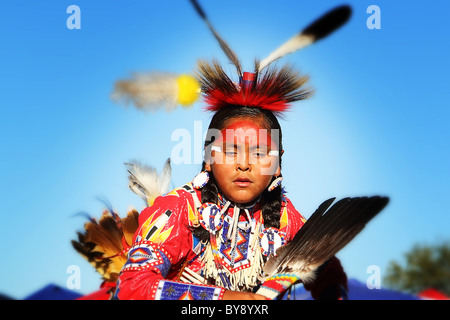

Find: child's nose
<box><xmin>236</xmin><ymin>151</ymin><xmax>251</xmax><ymax>171</ymax></box>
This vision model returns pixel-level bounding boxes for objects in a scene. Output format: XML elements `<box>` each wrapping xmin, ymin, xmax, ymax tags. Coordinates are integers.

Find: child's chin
<box><xmin>228</xmin><ymin>192</ymin><xmax>259</xmax><ymax>206</ymax></box>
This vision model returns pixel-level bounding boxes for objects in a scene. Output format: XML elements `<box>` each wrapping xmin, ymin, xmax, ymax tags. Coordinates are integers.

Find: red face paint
<box><xmin>206</xmin><ymin>118</ymin><xmax>282</xmax><ymax>205</ymax></box>
<box><xmin>214</xmin><ymin>119</ymin><xmax>278</xmax><ymax>150</ymax></box>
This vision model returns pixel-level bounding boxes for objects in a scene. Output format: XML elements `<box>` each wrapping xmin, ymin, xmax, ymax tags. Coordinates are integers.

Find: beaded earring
<box><xmin>192</xmin><ymin>171</ymin><xmax>210</xmax><ymax>189</ymax></box>
<box><xmin>267</xmin><ymin>176</ymin><xmax>283</xmax><ymax>192</ymax></box>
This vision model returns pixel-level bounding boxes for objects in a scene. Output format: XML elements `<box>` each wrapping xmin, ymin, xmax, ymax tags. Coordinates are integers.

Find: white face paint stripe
<box><xmin>212</xmin><ymin>145</ymin><xmax>278</xmax><ymax>156</ymax></box>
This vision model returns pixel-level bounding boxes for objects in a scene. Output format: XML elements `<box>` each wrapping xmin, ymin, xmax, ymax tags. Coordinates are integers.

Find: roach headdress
<box><xmin>196</xmin><ymin>61</ymin><xmax>311</xmax><ymax>115</ymax></box>
<box><xmin>112</xmin><ymin>0</ymin><xmax>352</xmax><ymax>116</ymax></box>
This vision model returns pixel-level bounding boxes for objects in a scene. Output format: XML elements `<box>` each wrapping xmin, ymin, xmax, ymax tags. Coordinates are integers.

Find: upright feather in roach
<box><xmin>259</xmin><ymin>5</ymin><xmax>352</xmax><ymax>71</ymax></box>
<box><xmin>189</xmin><ymin>0</ymin><xmax>243</xmax><ymax>77</ymax></box>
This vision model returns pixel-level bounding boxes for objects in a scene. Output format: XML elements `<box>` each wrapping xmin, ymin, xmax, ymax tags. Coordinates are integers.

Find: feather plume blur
<box><xmin>111</xmin><ymin>72</ymin><xmax>201</xmax><ymax>112</ymax></box>
<box><xmin>72</xmin><ymin>209</ymin><xmax>139</xmax><ymax>282</ymax></box>
<box><xmin>257</xmin><ymin>196</ymin><xmax>389</xmax><ymax>298</ymax></box>
<box><xmin>125</xmin><ymin>158</ymin><xmax>172</xmax><ymax>207</ymax></box>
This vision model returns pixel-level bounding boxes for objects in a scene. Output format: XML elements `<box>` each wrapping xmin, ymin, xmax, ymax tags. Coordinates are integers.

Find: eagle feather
<box><xmin>258</xmin><ymin>196</ymin><xmax>389</xmax><ymax>294</ymax></box>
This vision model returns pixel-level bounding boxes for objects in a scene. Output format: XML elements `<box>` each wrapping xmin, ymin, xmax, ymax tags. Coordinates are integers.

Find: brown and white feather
<box><xmin>261</xmin><ymin>196</ymin><xmax>389</xmax><ymax>284</ymax></box>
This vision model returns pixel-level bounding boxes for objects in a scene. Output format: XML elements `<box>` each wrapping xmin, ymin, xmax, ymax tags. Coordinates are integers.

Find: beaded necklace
<box><xmin>198</xmin><ymin>194</ymin><xmax>275</xmax><ymax>291</ymax></box>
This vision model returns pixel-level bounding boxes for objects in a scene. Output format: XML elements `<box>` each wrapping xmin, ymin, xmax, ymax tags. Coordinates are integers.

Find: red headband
<box><xmin>214</xmin><ymin>119</ymin><xmax>278</xmax><ymax>149</ymax></box>
<box><xmin>204</xmin><ymin>72</ymin><xmax>290</xmax><ymax>113</ymax></box>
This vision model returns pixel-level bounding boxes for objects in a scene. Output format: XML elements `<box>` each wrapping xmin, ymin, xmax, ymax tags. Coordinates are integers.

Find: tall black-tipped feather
<box><xmin>259</xmin><ymin>5</ymin><xmax>352</xmax><ymax>71</ymax></box>
<box><xmin>189</xmin><ymin>0</ymin><xmax>243</xmax><ymax>76</ymax></box>
<box><xmin>303</xmin><ymin>5</ymin><xmax>352</xmax><ymax>41</ymax></box>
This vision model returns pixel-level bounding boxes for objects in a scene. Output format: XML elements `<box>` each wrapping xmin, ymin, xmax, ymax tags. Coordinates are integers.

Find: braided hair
<box><xmin>193</xmin><ymin>105</ymin><xmax>284</xmax><ymax>242</ymax></box>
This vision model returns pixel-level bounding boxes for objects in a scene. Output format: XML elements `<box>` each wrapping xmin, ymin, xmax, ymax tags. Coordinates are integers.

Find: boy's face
<box><xmin>205</xmin><ymin>117</ymin><xmax>281</xmax><ymax>204</ymax></box>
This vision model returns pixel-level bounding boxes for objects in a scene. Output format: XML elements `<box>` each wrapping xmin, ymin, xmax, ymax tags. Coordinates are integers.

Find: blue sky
<box><xmin>1</xmin><ymin>0</ymin><xmax>449</xmax><ymax>298</ymax></box>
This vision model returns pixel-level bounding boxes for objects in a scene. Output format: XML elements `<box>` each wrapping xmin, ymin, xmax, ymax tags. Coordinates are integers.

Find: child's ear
<box><xmin>274</xmin><ymin>150</ymin><xmax>283</xmax><ymax>176</ymax></box>
<box><xmin>275</xmin><ymin>165</ymin><xmax>281</xmax><ymax>177</ymax></box>
<box><xmin>205</xmin><ymin>162</ymin><xmax>212</xmax><ymax>172</ymax></box>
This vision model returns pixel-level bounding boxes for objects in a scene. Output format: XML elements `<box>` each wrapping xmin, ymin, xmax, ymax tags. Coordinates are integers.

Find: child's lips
<box><xmin>233</xmin><ymin>177</ymin><xmax>252</xmax><ymax>187</ymax></box>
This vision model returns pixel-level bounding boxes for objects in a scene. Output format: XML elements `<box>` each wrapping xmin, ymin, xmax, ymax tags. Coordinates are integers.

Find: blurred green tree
<box><xmin>384</xmin><ymin>242</ymin><xmax>450</xmax><ymax>295</ymax></box>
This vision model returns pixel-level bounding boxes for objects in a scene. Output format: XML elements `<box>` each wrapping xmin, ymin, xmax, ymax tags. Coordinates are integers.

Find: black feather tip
<box><xmin>303</xmin><ymin>5</ymin><xmax>352</xmax><ymax>41</ymax></box>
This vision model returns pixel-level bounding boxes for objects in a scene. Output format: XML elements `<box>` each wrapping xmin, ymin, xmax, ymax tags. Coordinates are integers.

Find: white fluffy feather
<box><xmin>125</xmin><ymin>158</ymin><xmax>172</xmax><ymax>206</ymax></box>
<box><xmin>111</xmin><ymin>72</ymin><xmax>179</xmax><ymax>112</ymax></box>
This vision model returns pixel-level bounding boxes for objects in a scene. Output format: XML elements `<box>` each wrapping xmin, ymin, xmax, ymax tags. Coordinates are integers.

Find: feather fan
<box><xmin>256</xmin><ymin>196</ymin><xmax>389</xmax><ymax>299</ymax></box>
<box><xmin>72</xmin><ymin>209</ymin><xmax>139</xmax><ymax>282</ymax></box>
<box><xmin>125</xmin><ymin>158</ymin><xmax>172</xmax><ymax>207</ymax></box>
<box><xmin>72</xmin><ymin>159</ymin><xmax>171</xmax><ymax>282</ymax></box>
